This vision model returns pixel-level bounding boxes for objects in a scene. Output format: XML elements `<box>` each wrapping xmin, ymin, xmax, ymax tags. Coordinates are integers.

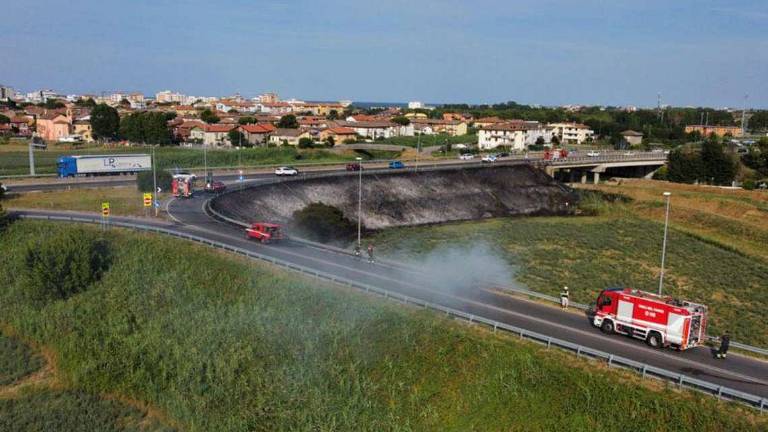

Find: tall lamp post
<box><xmin>356</xmin><ymin>156</ymin><xmax>363</xmax><ymax>248</ymax></box>
<box><xmin>658</xmin><ymin>191</ymin><xmax>671</xmax><ymax>296</ymax></box>
<box><xmin>152</xmin><ymin>145</ymin><xmax>158</xmax><ymax>217</ymax></box>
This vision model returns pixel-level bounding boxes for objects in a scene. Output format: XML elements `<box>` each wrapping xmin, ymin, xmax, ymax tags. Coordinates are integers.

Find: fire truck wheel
<box><xmin>646</xmin><ymin>332</ymin><xmax>662</xmax><ymax>349</ymax></box>
<box><xmin>600</xmin><ymin>320</ymin><xmax>615</xmax><ymax>334</ymax></box>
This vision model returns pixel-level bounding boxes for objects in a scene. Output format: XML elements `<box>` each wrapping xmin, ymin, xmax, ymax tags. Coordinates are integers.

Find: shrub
<box><xmin>136</xmin><ymin>170</ymin><xmax>172</xmax><ymax>193</ymax></box>
<box><xmin>22</xmin><ymin>229</ymin><xmax>111</xmax><ymax>305</ymax></box>
<box><xmin>298</xmin><ymin>137</ymin><xmax>314</xmax><ymax>149</ymax></box>
<box><xmin>652</xmin><ymin>165</ymin><xmax>668</xmax><ymax>180</ymax></box>
<box><xmin>742</xmin><ymin>179</ymin><xmax>756</xmax><ymax>190</ymax></box>
<box><xmin>292</xmin><ymin>202</ymin><xmax>357</xmax><ymax>243</ymax></box>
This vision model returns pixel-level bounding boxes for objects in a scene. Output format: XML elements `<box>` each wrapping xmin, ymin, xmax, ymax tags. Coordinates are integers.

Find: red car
<box><xmin>204</xmin><ymin>181</ymin><xmax>226</xmax><ymax>193</ymax></box>
<box><xmin>245</xmin><ymin>222</ymin><xmax>284</xmax><ymax>244</ymax></box>
<box><xmin>346</xmin><ymin>163</ymin><xmax>361</xmax><ymax>171</ymax></box>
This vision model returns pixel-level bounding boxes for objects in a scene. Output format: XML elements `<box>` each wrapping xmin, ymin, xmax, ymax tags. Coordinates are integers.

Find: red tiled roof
<box><xmin>240</xmin><ymin>123</ymin><xmax>276</xmax><ymax>134</ymax></box>
<box><xmin>325</xmin><ymin>127</ymin><xmax>356</xmax><ymax>135</ymax></box>
<box><xmin>204</xmin><ymin>124</ymin><xmax>236</xmax><ymax>133</ymax></box>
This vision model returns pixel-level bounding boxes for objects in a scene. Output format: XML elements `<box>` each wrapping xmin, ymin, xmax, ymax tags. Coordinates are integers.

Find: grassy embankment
<box><xmin>364</xmin><ymin>133</ymin><xmax>475</xmax><ymax>148</ymax></box>
<box><xmin>0</xmin><ymin>221</ymin><xmax>764</xmax><ymax>431</ymax></box>
<box><xmin>371</xmin><ymin>180</ymin><xmax>768</xmax><ymax>348</ymax></box>
<box><xmin>2</xmin><ymin>187</ymin><xmax>169</xmax><ymax>217</ymax></box>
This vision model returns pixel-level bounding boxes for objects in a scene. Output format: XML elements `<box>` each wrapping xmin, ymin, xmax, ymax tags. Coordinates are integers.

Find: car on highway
<box><xmin>623</xmin><ymin>151</ymin><xmax>636</xmax><ymax>156</ymax></box>
<box><xmin>459</xmin><ymin>153</ymin><xmax>475</xmax><ymax>160</ymax></box>
<box><xmin>275</xmin><ymin>166</ymin><xmax>299</xmax><ymax>176</ymax></box>
<box><xmin>587</xmin><ymin>151</ymin><xmax>601</xmax><ymax>157</ymax></box>
<box><xmin>388</xmin><ymin>161</ymin><xmax>405</xmax><ymax>169</ymax></box>
<box><xmin>481</xmin><ymin>155</ymin><xmax>497</xmax><ymax>163</ymax></box>
<box><xmin>497</xmin><ymin>152</ymin><xmax>510</xmax><ymax>158</ymax></box>
<box><xmin>204</xmin><ymin>181</ymin><xmax>226</xmax><ymax>193</ymax></box>
<box><xmin>346</xmin><ymin>163</ymin><xmax>361</xmax><ymax>171</ymax></box>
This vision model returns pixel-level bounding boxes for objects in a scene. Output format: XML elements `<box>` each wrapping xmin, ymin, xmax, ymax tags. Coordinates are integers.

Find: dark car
<box><xmin>204</xmin><ymin>181</ymin><xmax>226</xmax><ymax>193</ymax></box>
<box><xmin>388</xmin><ymin>161</ymin><xmax>405</xmax><ymax>169</ymax></box>
<box><xmin>346</xmin><ymin>163</ymin><xmax>361</xmax><ymax>171</ymax></box>
<box><xmin>498</xmin><ymin>152</ymin><xmax>510</xmax><ymax>158</ymax></box>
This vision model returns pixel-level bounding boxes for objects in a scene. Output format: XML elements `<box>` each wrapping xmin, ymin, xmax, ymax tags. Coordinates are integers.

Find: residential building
<box><xmin>73</xmin><ymin>117</ymin><xmax>94</xmax><ymax>142</ymax></box>
<box><xmin>478</xmin><ymin>121</ymin><xmax>551</xmax><ymax>150</ymax></box>
<box><xmin>620</xmin><ymin>130</ymin><xmax>644</xmax><ymax>146</ymax></box>
<box><xmin>269</xmin><ymin>128</ymin><xmax>311</xmax><ymax>146</ymax></box>
<box><xmin>256</xmin><ymin>92</ymin><xmax>279</xmax><ymax>104</ymax></box>
<box><xmin>35</xmin><ymin>112</ymin><xmax>71</xmax><ymax>141</ymax></box>
<box><xmin>549</xmin><ymin>122</ymin><xmax>594</xmax><ymax>144</ymax></box>
<box><xmin>320</xmin><ymin>126</ymin><xmax>357</xmax><ymax>144</ymax></box>
<box><xmin>408</xmin><ymin>101</ymin><xmax>425</xmax><ymax>109</ymax></box>
<box><xmin>173</xmin><ymin>105</ymin><xmax>198</xmax><ymax>117</ymax></box>
<box><xmin>189</xmin><ymin>124</ymin><xmax>237</xmax><ymax>146</ymax></box>
<box><xmin>155</xmin><ymin>90</ymin><xmax>185</xmax><ymax>104</ymax></box>
<box><xmin>240</xmin><ymin>123</ymin><xmax>276</xmax><ymax>146</ymax></box>
<box><xmin>684</xmin><ymin>124</ymin><xmax>743</xmax><ymax>137</ymax></box>
<box><xmin>9</xmin><ymin>117</ymin><xmax>32</xmax><ymax>136</ymax></box>
<box><xmin>0</xmin><ymin>85</ymin><xmax>16</xmax><ymax>101</ymax></box>
<box><xmin>258</xmin><ymin>102</ymin><xmax>293</xmax><ymax>114</ymax></box>
<box><xmin>410</xmin><ymin>119</ymin><xmax>468</xmax><ymax>136</ymax></box>
<box><xmin>473</xmin><ymin>116</ymin><xmax>507</xmax><ymax>128</ymax></box>
<box><xmin>335</xmin><ymin>120</ymin><xmax>401</xmax><ymax>139</ymax></box>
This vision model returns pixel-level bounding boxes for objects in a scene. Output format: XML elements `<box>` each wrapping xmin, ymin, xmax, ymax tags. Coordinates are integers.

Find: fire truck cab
<box><xmin>245</xmin><ymin>223</ymin><xmax>284</xmax><ymax>244</ymax></box>
<box><xmin>593</xmin><ymin>288</ymin><xmax>707</xmax><ymax>351</ymax></box>
<box><xmin>171</xmin><ymin>177</ymin><xmax>193</xmax><ymax>198</ymax></box>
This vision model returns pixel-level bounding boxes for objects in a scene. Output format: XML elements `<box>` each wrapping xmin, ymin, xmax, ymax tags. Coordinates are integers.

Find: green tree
<box><xmin>200</xmin><ymin>109</ymin><xmax>220</xmax><ymax>124</ymax></box>
<box><xmin>701</xmin><ymin>136</ymin><xmax>736</xmax><ymax>185</ymax></box>
<box><xmin>292</xmin><ymin>202</ymin><xmax>357</xmax><ymax>243</ymax></box>
<box><xmin>90</xmin><ymin>103</ymin><xmax>120</xmax><ymax>141</ymax></box>
<box><xmin>325</xmin><ymin>136</ymin><xmax>335</xmax><ymax>147</ymax></box>
<box><xmin>748</xmin><ymin>111</ymin><xmax>768</xmax><ymax>131</ymax></box>
<box><xmin>277</xmin><ymin>114</ymin><xmax>299</xmax><ymax>129</ymax></box>
<box><xmin>22</xmin><ymin>229</ymin><xmax>111</xmax><ymax>306</ymax></box>
<box><xmin>391</xmin><ymin>116</ymin><xmax>410</xmax><ymax>126</ymax></box>
<box><xmin>327</xmin><ymin>110</ymin><xmax>339</xmax><ymax>120</ymax></box>
<box><xmin>228</xmin><ymin>129</ymin><xmax>248</xmax><ymax>147</ymax></box>
<box><xmin>238</xmin><ymin>116</ymin><xmax>256</xmax><ymax>125</ymax></box>
<box><xmin>119</xmin><ymin>98</ymin><xmax>131</xmax><ymax>107</ymax></box>
<box><xmin>667</xmin><ymin>147</ymin><xmax>704</xmax><ymax>183</ymax></box>
<box><xmin>0</xmin><ymin>114</ymin><xmax>9</xmax><ymax>124</ymax></box>
<box><xmin>75</xmin><ymin>97</ymin><xmax>97</xmax><ymax>108</ymax></box>
<box><xmin>119</xmin><ymin>112</ymin><xmax>172</xmax><ymax>145</ymax></box>
<box><xmin>43</xmin><ymin>99</ymin><xmax>65</xmax><ymax>109</ymax></box>
<box><xmin>298</xmin><ymin>137</ymin><xmax>314</xmax><ymax>149</ymax></box>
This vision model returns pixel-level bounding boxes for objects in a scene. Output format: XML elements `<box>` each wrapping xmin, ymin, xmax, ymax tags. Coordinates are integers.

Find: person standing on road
<box><xmin>354</xmin><ymin>243</ymin><xmax>361</xmax><ymax>258</ymax></box>
<box><xmin>367</xmin><ymin>243</ymin><xmax>375</xmax><ymax>264</ymax></box>
<box><xmin>560</xmin><ymin>286</ymin><xmax>569</xmax><ymax>310</ymax></box>
<box><xmin>716</xmin><ymin>331</ymin><xmax>731</xmax><ymax>359</ymax></box>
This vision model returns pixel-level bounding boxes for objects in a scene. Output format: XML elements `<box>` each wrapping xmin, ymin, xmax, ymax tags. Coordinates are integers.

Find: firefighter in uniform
<box><xmin>367</xmin><ymin>243</ymin><xmax>375</xmax><ymax>264</ymax></box>
<box><xmin>716</xmin><ymin>331</ymin><xmax>730</xmax><ymax>359</ymax></box>
<box><xmin>560</xmin><ymin>286</ymin><xmax>569</xmax><ymax>310</ymax></box>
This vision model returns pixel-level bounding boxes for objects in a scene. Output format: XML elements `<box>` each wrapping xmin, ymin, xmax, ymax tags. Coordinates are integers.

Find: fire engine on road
<box><xmin>592</xmin><ymin>288</ymin><xmax>707</xmax><ymax>351</ymax></box>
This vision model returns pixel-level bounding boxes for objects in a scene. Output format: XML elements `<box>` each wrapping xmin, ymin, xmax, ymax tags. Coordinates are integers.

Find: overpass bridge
<box><xmin>540</xmin><ymin>151</ymin><xmax>667</xmax><ymax>184</ymax></box>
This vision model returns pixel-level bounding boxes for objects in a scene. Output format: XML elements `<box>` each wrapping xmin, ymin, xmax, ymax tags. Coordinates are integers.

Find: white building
<box><xmin>336</xmin><ymin>120</ymin><xmax>402</xmax><ymax>139</ymax></box>
<box><xmin>0</xmin><ymin>85</ymin><xmax>17</xmax><ymax>101</ymax></box>
<box><xmin>548</xmin><ymin>122</ymin><xmax>594</xmax><ymax>144</ymax></box>
<box><xmin>478</xmin><ymin>122</ymin><xmax>553</xmax><ymax>151</ymax></box>
<box><xmin>155</xmin><ymin>90</ymin><xmax>186</xmax><ymax>104</ymax></box>
<box><xmin>408</xmin><ymin>101</ymin><xmax>424</xmax><ymax>109</ymax></box>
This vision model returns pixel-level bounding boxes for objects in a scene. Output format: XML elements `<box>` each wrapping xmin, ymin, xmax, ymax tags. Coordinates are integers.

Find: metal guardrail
<box><xmin>12</xmin><ymin>212</ymin><xmax>767</xmax><ymax>412</ymax></box>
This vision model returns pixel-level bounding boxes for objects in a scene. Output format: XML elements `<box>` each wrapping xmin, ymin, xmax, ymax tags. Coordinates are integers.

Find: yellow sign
<box><xmin>143</xmin><ymin>193</ymin><xmax>152</xmax><ymax>207</ymax></box>
<box><xmin>101</xmin><ymin>202</ymin><xmax>110</xmax><ymax>217</ymax></box>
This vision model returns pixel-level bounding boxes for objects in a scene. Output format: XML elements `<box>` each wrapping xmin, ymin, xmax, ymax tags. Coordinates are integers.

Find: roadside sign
<box><xmin>143</xmin><ymin>193</ymin><xmax>152</xmax><ymax>207</ymax></box>
<box><xmin>101</xmin><ymin>202</ymin><xmax>110</xmax><ymax>217</ymax></box>
<box><xmin>154</xmin><ymin>200</ymin><xmax>160</xmax><ymax>208</ymax></box>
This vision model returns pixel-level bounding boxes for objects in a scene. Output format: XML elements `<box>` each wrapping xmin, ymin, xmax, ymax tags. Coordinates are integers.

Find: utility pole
<box><xmin>28</xmin><ymin>138</ymin><xmax>35</xmax><ymax>176</ymax></box>
<box><xmin>356</xmin><ymin>156</ymin><xmax>363</xmax><ymax>248</ymax></box>
<box><xmin>741</xmin><ymin>94</ymin><xmax>748</xmax><ymax>135</ymax></box>
<box><xmin>152</xmin><ymin>145</ymin><xmax>158</xmax><ymax>217</ymax></box>
<box><xmin>658</xmin><ymin>192</ymin><xmax>671</xmax><ymax>296</ymax></box>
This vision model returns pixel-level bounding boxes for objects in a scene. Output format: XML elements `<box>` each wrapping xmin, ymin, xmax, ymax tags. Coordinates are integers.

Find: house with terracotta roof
<box><xmin>410</xmin><ymin>118</ymin><xmax>468</xmax><ymax>136</ymax></box>
<box><xmin>188</xmin><ymin>123</ymin><xmax>237</xmax><ymax>146</ymax></box>
<box><xmin>268</xmin><ymin>128</ymin><xmax>311</xmax><ymax>146</ymax></box>
<box><xmin>473</xmin><ymin>116</ymin><xmax>506</xmax><ymax>128</ymax></box>
<box><xmin>620</xmin><ymin>130</ymin><xmax>644</xmax><ymax>146</ymax></box>
<box><xmin>9</xmin><ymin>116</ymin><xmax>32</xmax><ymax>136</ymax></box>
<box><xmin>36</xmin><ymin>112</ymin><xmax>71</xmax><ymax>141</ymax></box>
<box><xmin>73</xmin><ymin>116</ymin><xmax>94</xmax><ymax>142</ymax></box>
<box><xmin>335</xmin><ymin>120</ymin><xmax>403</xmax><ymax>139</ymax></box>
<box><xmin>478</xmin><ymin>121</ymin><xmax>552</xmax><ymax>150</ymax></box>
<box><xmin>320</xmin><ymin>126</ymin><xmax>357</xmax><ymax>144</ymax></box>
<box><xmin>240</xmin><ymin>123</ymin><xmax>276</xmax><ymax>146</ymax></box>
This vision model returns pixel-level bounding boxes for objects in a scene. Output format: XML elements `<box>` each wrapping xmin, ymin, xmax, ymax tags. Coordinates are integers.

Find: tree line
<box><xmin>90</xmin><ymin>104</ymin><xmax>176</xmax><ymax>145</ymax></box>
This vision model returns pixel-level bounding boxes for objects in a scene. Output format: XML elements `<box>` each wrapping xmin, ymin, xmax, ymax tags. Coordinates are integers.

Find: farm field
<box><xmin>371</xmin><ymin>183</ymin><xmax>768</xmax><ymax>348</ymax></box>
<box><xmin>0</xmin><ymin>221</ymin><xmax>764</xmax><ymax>431</ymax></box>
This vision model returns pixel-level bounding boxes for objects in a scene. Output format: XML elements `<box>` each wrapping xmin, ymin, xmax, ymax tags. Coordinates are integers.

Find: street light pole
<box><xmin>152</xmin><ymin>145</ymin><xmax>158</xmax><ymax>217</ymax></box>
<box><xmin>356</xmin><ymin>156</ymin><xmax>363</xmax><ymax>248</ymax></box>
<box><xmin>658</xmin><ymin>191</ymin><xmax>671</xmax><ymax>296</ymax></box>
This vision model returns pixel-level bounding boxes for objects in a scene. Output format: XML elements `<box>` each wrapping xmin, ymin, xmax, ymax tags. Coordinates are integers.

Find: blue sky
<box><xmin>3</xmin><ymin>0</ymin><xmax>767</xmax><ymax>107</ymax></box>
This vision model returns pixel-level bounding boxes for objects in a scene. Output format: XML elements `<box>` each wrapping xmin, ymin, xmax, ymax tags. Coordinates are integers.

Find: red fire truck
<box><xmin>543</xmin><ymin>148</ymin><xmax>568</xmax><ymax>160</ymax></box>
<box><xmin>171</xmin><ymin>177</ymin><xmax>193</xmax><ymax>198</ymax></box>
<box><xmin>245</xmin><ymin>222</ymin><xmax>284</xmax><ymax>244</ymax></box>
<box><xmin>592</xmin><ymin>288</ymin><xmax>708</xmax><ymax>350</ymax></box>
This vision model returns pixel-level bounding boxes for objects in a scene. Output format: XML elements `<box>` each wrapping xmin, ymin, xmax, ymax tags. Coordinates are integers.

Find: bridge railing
<box><xmin>12</xmin><ymin>211</ymin><xmax>767</xmax><ymax>413</ymax></box>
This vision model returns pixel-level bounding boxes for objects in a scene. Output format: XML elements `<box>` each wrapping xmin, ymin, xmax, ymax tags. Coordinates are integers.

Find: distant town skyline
<box><xmin>4</xmin><ymin>1</ymin><xmax>767</xmax><ymax>108</ymax></box>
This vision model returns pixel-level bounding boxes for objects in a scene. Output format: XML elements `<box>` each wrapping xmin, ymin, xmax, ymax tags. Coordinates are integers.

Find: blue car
<box><xmin>388</xmin><ymin>161</ymin><xmax>405</xmax><ymax>169</ymax></box>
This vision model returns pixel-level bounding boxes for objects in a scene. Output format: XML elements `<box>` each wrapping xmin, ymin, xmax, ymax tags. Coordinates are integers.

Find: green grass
<box><xmin>0</xmin><ymin>333</ymin><xmax>44</xmax><ymax>386</ymax></box>
<box><xmin>0</xmin><ymin>145</ymin><xmax>353</xmax><ymax>176</ymax></box>
<box><xmin>361</xmin><ymin>134</ymin><xmax>475</xmax><ymax>148</ymax></box>
<box><xmin>371</xmin><ymin>215</ymin><xmax>768</xmax><ymax>348</ymax></box>
<box><xmin>0</xmin><ymin>388</ymin><xmax>173</xmax><ymax>432</ymax></box>
<box><xmin>0</xmin><ymin>221</ymin><xmax>763</xmax><ymax>431</ymax></box>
